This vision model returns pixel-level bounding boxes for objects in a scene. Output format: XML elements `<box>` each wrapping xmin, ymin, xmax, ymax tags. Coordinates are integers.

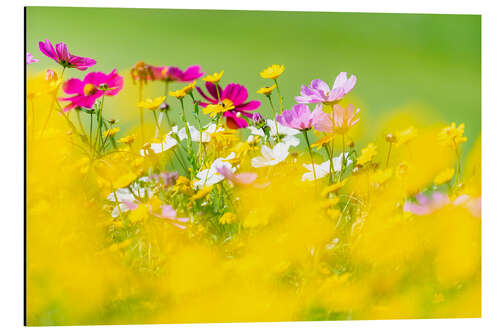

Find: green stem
<box><xmin>303</xmin><ymin>130</ymin><xmax>316</xmax><ymax>180</ymax></box>
<box><xmin>273</xmin><ymin>79</ymin><xmax>284</xmax><ymax>113</ymax></box>
<box><xmin>267</xmin><ymin>95</ymin><xmax>280</xmax><ymax>143</ymax></box>
<box><xmin>179</xmin><ymin>99</ymin><xmax>196</xmax><ymax>175</ymax></box>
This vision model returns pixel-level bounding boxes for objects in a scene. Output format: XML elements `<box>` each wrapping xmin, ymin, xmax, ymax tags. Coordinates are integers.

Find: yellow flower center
<box><xmin>83</xmin><ymin>83</ymin><xmax>97</xmax><ymax>96</ymax></box>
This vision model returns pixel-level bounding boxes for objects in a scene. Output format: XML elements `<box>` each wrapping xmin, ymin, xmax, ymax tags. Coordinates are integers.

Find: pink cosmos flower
<box><xmin>295</xmin><ymin>72</ymin><xmax>356</xmax><ymax>104</ymax></box>
<box><xmin>60</xmin><ymin>69</ymin><xmax>124</xmax><ymax>111</ymax></box>
<box><xmin>404</xmin><ymin>192</ymin><xmax>450</xmax><ymax>215</ymax></box>
<box><xmin>277</xmin><ymin>104</ymin><xmax>321</xmax><ymax>131</ymax></box>
<box><xmin>196</xmin><ymin>82</ymin><xmax>261</xmax><ymax>129</ymax></box>
<box><xmin>123</xmin><ymin>201</ymin><xmax>188</xmax><ymax>229</ymax></box>
<box><xmin>39</xmin><ymin>39</ymin><xmax>96</xmax><ymax>71</ymax></box>
<box><xmin>150</xmin><ymin>65</ymin><xmax>204</xmax><ymax>82</ymax></box>
<box><xmin>332</xmin><ymin>104</ymin><xmax>360</xmax><ymax>134</ymax></box>
<box><xmin>216</xmin><ymin>165</ymin><xmax>257</xmax><ymax>185</ymax></box>
<box><xmin>26</xmin><ymin>52</ymin><xmax>38</xmax><ymax>64</ymax></box>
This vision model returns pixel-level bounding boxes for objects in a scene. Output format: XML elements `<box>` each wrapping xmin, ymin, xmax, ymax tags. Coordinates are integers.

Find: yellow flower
<box><xmin>371</xmin><ymin>168</ymin><xmax>393</xmax><ymax>186</ymax></box>
<box><xmin>396</xmin><ymin>126</ymin><xmax>418</xmax><ymax>146</ymax></box>
<box><xmin>172</xmin><ymin>176</ymin><xmax>194</xmax><ymax>195</ymax></box>
<box><xmin>202</xmin><ymin>99</ymin><xmax>235</xmax><ymax>118</ymax></box>
<box><xmin>319</xmin><ymin>196</ymin><xmax>340</xmax><ymax>209</ymax></box>
<box><xmin>203</xmin><ymin>70</ymin><xmax>224</xmax><ymax>83</ymax></box>
<box><xmin>256</xmin><ymin>84</ymin><xmax>276</xmax><ymax>96</ymax></box>
<box><xmin>117</xmin><ymin>135</ymin><xmax>136</xmax><ymax>145</ymax></box>
<box><xmin>219</xmin><ymin>212</ymin><xmax>237</xmax><ymax>225</ymax></box>
<box><xmin>102</xmin><ymin>127</ymin><xmax>120</xmax><ymax>138</ymax></box>
<box><xmin>137</xmin><ymin>96</ymin><xmax>166</xmax><ymax>110</ymax></box>
<box><xmin>169</xmin><ymin>89</ymin><xmax>186</xmax><ymax>99</ymax></box>
<box><xmin>191</xmin><ymin>186</ymin><xmax>213</xmax><ymax>201</ymax></box>
<box><xmin>321</xmin><ymin>180</ymin><xmax>347</xmax><ymax>197</ymax></box>
<box><xmin>260</xmin><ymin>64</ymin><xmax>285</xmax><ymax>79</ymax></box>
<box><xmin>129</xmin><ymin>203</ymin><xmax>149</xmax><ymax>223</ymax></box>
<box><xmin>439</xmin><ymin>122</ymin><xmax>467</xmax><ymax>147</ymax></box>
<box><xmin>182</xmin><ymin>81</ymin><xmax>197</xmax><ymax>94</ymax></box>
<box><xmin>434</xmin><ymin>168</ymin><xmax>455</xmax><ymax>185</ymax></box>
<box><xmin>311</xmin><ymin>134</ymin><xmax>335</xmax><ymax>150</ymax></box>
<box><xmin>357</xmin><ymin>143</ymin><xmax>377</xmax><ymax>166</ymax></box>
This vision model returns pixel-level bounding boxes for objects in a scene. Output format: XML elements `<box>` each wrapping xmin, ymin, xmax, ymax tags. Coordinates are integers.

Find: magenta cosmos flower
<box><xmin>26</xmin><ymin>53</ymin><xmax>39</xmax><ymax>65</ymax></box>
<box><xmin>277</xmin><ymin>104</ymin><xmax>322</xmax><ymax>131</ymax></box>
<box><xmin>196</xmin><ymin>82</ymin><xmax>261</xmax><ymax>129</ymax></box>
<box><xmin>39</xmin><ymin>39</ymin><xmax>96</xmax><ymax>71</ymax></box>
<box><xmin>295</xmin><ymin>72</ymin><xmax>356</xmax><ymax>104</ymax></box>
<box><xmin>150</xmin><ymin>65</ymin><xmax>204</xmax><ymax>82</ymax></box>
<box><xmin>60</xmin><ymin>69</ymin><xmax>124</xmax><ymax>111</ymax></box>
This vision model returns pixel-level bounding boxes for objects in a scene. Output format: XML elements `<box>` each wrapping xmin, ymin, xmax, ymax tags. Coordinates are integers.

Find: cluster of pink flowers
<box><xmin>277</xmin><ymin>72</ymin><xmax>359</xmax><ymax>134</ymax></box>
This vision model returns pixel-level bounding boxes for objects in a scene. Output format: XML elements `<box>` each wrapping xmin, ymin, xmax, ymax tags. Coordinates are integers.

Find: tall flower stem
<box><xmin>303</xmin><ymin>130</ymin><xmax>317</xmax><ymax>180</ymax></box>
<box><xmin>385</xmin><ymin>141</ymin><xmax>393</xmax><ymax>167</ymax></box>
<box><xmin>453</xmin><ymin>140</ymin><xmax>462</xmax><ymax>185</ymax></box>
<box><xmin>266</xmin><ymin>95</ymin><xmax>280</xmax><ymax>142</ymax></box>
<box><xmin>273</xmin><ymin>79</ymin><xmax>284</xmax><ymax>113</ymax></box>
<box><xmin>341</xmin><ymin>134</ymin><xmax>346</xmax><ymax>176</ymax></box>
<box><xmin>40</xmin><ymin>67</ymin><xmax>66</xmax><ymax>139</ymax></box>
<box><xmin>179</xmin><ymin>99</ymin><xmax>196</xmax><ymax>175</ymax></box>
<box><xmin>138</xmin><ymin>81</ymin><xmax>145</xmax><ymax>143</ymax></box>
<box><xmin>96</xmin><ymin>94</ymin><xmax>105</xmax><ymax>152</ymax></box>
<box><xmin>155</xmin><ymin>81</ymin><xmax>169</xmax><ymax>137</ymax></box>
<box><xmin>324</xmin><ymin>144</ymin><xmax>334</xmax><ymax>184</ymax></box>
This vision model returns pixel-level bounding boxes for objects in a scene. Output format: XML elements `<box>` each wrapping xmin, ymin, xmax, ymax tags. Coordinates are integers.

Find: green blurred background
<box><xmin>26</xmin><ymin>7</ymin><xmax>481</xmax><ymax>151</ymax></box>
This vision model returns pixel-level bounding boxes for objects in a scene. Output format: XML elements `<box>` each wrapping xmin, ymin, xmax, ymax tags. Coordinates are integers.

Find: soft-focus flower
<box><xmin>182</xmin><ymin>81</ymin><xmax>197</xmax><ymax>94</ymax></box>
<box><xmin>439</xmin><ymin>122</ymin><xmax>467</xmax><ymax>147</ymax></box>
<box><xmin>260</xmin><ymin>64</ymin><xmax>285</xmax><ymax>79</ymax></box>
<box><xmin>257</xmin><ymin>84</ymin><xmax>276</xmax><ymax>96</ymax></box>
<box><xmin>251</xmin><ymin>143</ymin><xmax>290</xmax><ymax>168</ymax></box>
<box><xmin>454</xmin><ymin>194</ymin><xmax>481</xmax><ymax>218</ymax></box>
<box><xmin>295</xmin><ymin>72</ymin><xmax>356</xmax><ymax>104</ymax></box>
<box><xmin>321</xmin><ymin>180</ymin><xmax>347</xmax><ymax>197</ymax></box>
<box><xmin>130</xmin><ymin>61</ymin><xmax>155</xmax><ymax>85</ymax></box>
<box><xmin>194</xmin><ymin>153</ymin><xmax>236</xmax><ymax>189</ymax></box>
<box><xmin>277</xmin><ymin>104</ymin><xmax>320</xmax><ymax>131</ymax></box>
<box><xmin>395</xmin><ymin>126</ymin><xmax>418</xmax><ymax>146</ymax></box>
<box><xmin>219</xmin><ymin>212</ymin><xmax>237</xmax><ymax>225</ymax></box>
<box><xmin>404</xmin><ymin>192</ymin><xmax>450</xmax><ymax>215</ymax></box>
<box><xmin>332</xmin><ymin>104</ymin><xmax>360</xmax><ymax>134</ymax></box>
<box><xmin>106</xmin><ymin>181</ymin><xmax>151</xmax><ymax>218</ymax></box>
<box><xmin>311</xmin><ymin>134</ymin><xmax>335</xmax><ymax>150</ymax></box>
<box><xmin>169</xmin><ymin>89</ymin><xmax>187</xmax><ymax>99</ymax></box>
<box><xmin>150</xmin><ymin>65</ymin><xmax>204</xmax><ymax>82</ymax></box>
<box><xmin>216</xmin><ymin>165</ymin><xmax>257</xmax><ymax>185</ymax></box>
<box><xmin>357</xmin><ymin>143</ymin><xmax>377</xmax><ymax>166</ymax></box>
<box><xmin>154</xmin><ymin>204</ymin><xmax>189</xmax><ymax>223</ymax></box>
<box><xmin>203</xmin><ymin>70</ymin><xmax>224</xmax><ymax>83</ymax></box>
<box><xmin>137</xmin><ymin>96</ymin><xmax>166</xmax><ymax>110</ymax></box>
<box><xmin>26</xmin><ymin>52</ymin><xmax>39</xmax><ymax>64</ymax></box>
<box><xmin>117</xmin><ymin>135</ymin><xmax>136</xmax><ymax>145</ymax></box>
<box><xmin>102</xmin><ymin>127</ymin><xmax>120</xmax><ymax>138</ymax></box>
<box><xmin>38</xmin><ymin>39</ymin><xmax>96</xmax><ymax>71</ymax></box>
<box><xmin>60</xmin><ymin>69</ymin><xmax>123</xmax><ymax>111</ymax></box>
<box><xmin>302</xmin><ymin>153</ymin><xmax>351</xmax><ymax>181</ymax></box>
<box><xmin>197</xmin><ymin>82</ymin><xmax>261</xmax><ymax>128</ymax></box>
<box><xmin>434</xmin><ymin>168</ymin><xmax>455</xmax><ymax>185</ymax></box>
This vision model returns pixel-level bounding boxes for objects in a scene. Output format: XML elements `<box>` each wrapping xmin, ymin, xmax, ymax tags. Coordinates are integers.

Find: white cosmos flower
<box><xmin>249</xmin><ymin>119</ymin><xmax>301</xmax><ymax>147</ymax></box>
<box><xmin>251</xmin><ymin>142</ymin><xmax>290</xmax><ymax>168</ymax></box>
<box><xmin>302</xmin><ymin>153</ymin><xmax>352</xmax><ymax>181</ymax></box>
<box><xmin>140</xmin><ymin>125</ymin><xmax>186</xmax><ymax>156</ymax></box>
<box><xmin>178</xmin><ymin>123</ymin><xmax>224</xmax><ymax>143</ymax></box>
<box><xmin>106</xmin><ymin>179</ymin><xmax>152</xmax><ymax>217</ymax></box>
<box><xmin>194</xmin><ymin>152</ymin><xmax>236</xmax><ymax>189</ymax></box>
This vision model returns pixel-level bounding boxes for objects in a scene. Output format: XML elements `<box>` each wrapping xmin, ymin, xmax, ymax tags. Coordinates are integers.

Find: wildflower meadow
<box><xmin>26</xmin><ymin>8</ymin><xmax>481</xmax><ymax>326</ymax></box>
